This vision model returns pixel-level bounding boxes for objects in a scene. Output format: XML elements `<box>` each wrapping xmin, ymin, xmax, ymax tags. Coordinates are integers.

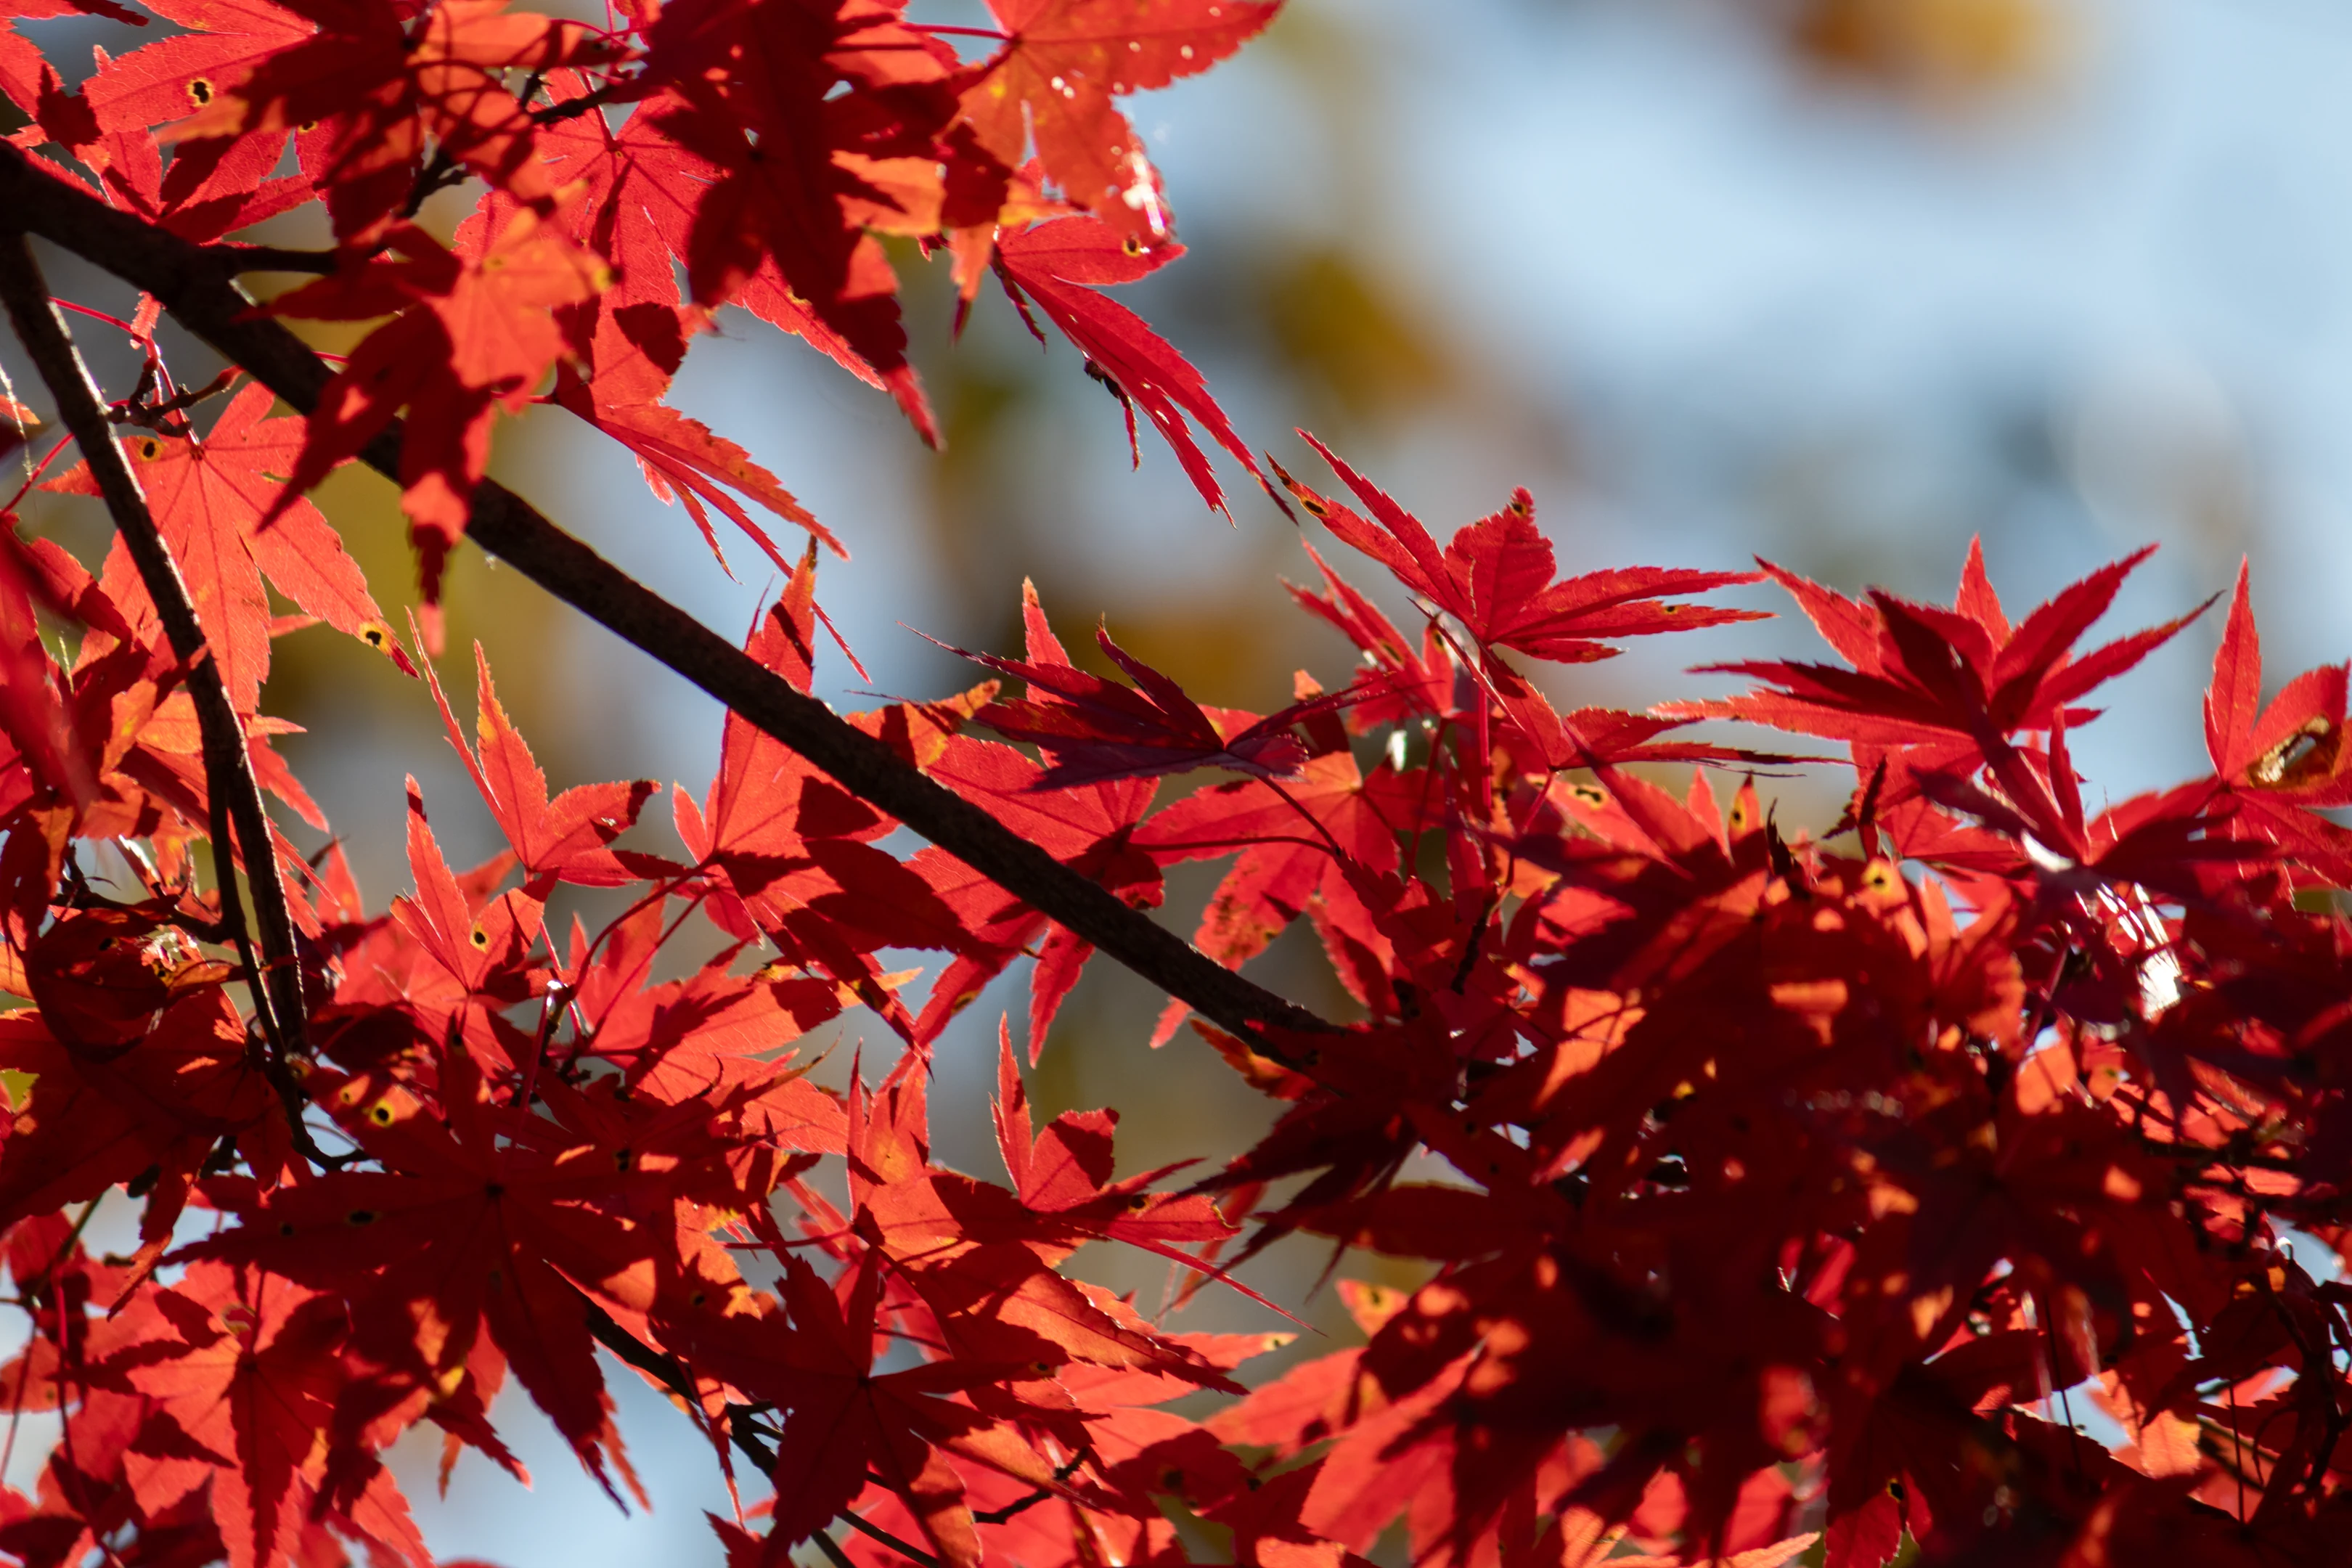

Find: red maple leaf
<box><xmin>958</xmin><ymin>0</ymin><xmax>1281</xmax><ymax>238</ymax></box>
<box><xmin>102</xmin><ymin>1262</ymin><xmax>428</xmax><ymax>1568</ymax></box>
<box><xmin>946</xmin><ymin>579</ymin><xmax>1359</xmax><ymax>788</ymax></box>
<box><xmin>535</xmin><ymin>65</ymin><xmax>923</xmax><ymax>430</ymax></box>
<box><xmin>46</xmin><ymin>380</ymin><xmax>408</xmax><ymax>709</ymax></box>
<box><xmin>164</xmin><ymin>0</ymin><xmax>611</xmax><ymax>242</ymax></box>
<box><xmin>672</xmin><ymin>564</ymin><xmax>977</xmax><ymax>1032</ymax></box>
<box><xmin>995</xmin><ymin>216</ymin><xmax>1265</xmax><ymax>513</ymax></box>
<box><xmin>558</xmin><ymin>899</ymin><xmax>849</xmax><ymax>1153</ymax></box>
<box><xmin>0</xmin><ymin>987</ymin><xmax>279</xmax><ymax>1265</ymax></box>
<box><xmin>635</xmin><ymin>0</ymin><xmax>957</xmax><ymax>440</ymax></box>
<box><xmin>991</xmin><ymin>1027</ymin><xmax>1239</xmax><ymax>1266</ymax></box>
<box><xmin>1675</xmin><ymin>541</ymin><xmax>2210</xmax><ymax>859</ymax></box>
<box><xmin>82</xmin><ymin>0</ymin><xmax>293</xmax><ymax>139</ymax></box>
<box><xmin>549</xmin><ymin>302</ymin><xmax>842</xmax><ymax>572</ymax></box>
<box><xmin>841</xmin><ymin>1050</ymin><xmax>1245</xmax><ymax>1387</ymax></box>
<box><xmin>687</xmin><ymin>1251</ymin><xmax>1061</xmax><ymax>1568</ymax></box>
<box><xmin>1</xmin><ymin>0</ymin><xmax>143</xmax><ymax>123</ymax></box>
<box><xmin>911</xmin><ymin>582</ymin><xmax>1203</xmax><ymax>1056</ymax></box>
<box><xmin>908</xmin><ymin>729</ymin><xmax>1161</xmax><ymax>1057</ymax></box>
<box><xmin>1138</xmin><ymin>747</ymin><xmax>1409</xmax><ymax>1044</ymax></box>
<box><xmin>1278</xmin><ymin>435</ymin><xmax>1765</xmax><ymax>665</ymax></box>
<box><xmin>266</xmin><ymin>208</ymin><xmax>607</xmax><ymax>645</ymax></box>
<box><xmin>2196</xmin><ymin>560</ymin><xmax>2352</xmax><ymax>880</ymax></box>
<box><xmin>196</xmin><ymin>1052</ymin><xmax>668</xmax><ymax>1502</ymax></box>
<box><xmin>423</xmin><ymin>642</ymin><xmax>658</xmax><ymax>896</ymax></box>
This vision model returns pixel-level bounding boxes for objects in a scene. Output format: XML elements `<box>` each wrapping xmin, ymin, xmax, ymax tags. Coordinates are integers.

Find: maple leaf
<box><xmin>558</xmin><ymin>900</ymin><xmax>849</xmax><ymax>1155</ymax></box>
<box><xmin>1137</xmin><ymin>748</ymin><xmax>1408</xmax><ymax>1045</ymax></box>
<box><xmin>103</xmin><ymin>1262</ymin><xmax>426</xmax><ymax>1568</ymax></box>
<box><xmin>164</xmin><ymin>0</ymin><xmax>613</xmax><ymax>242</ymax></box>
<box><xmin>0</xmin><ymin>530</ymin><xmax>98</xmax><ymax>820</ymax></box>
<box><xmin>0</xmin><ymin>988</ymin><xmax>279</xmax><ymax>1263</ymax></box>
<box><xmin>83</xmin><ymin>0</ymin><xmax>294</xmax><ymax>140</ymax></box>
<box><xmin>826</xmin><ymin>1327</ymin><xmax>1296</xmax><ymax>1568</ymax></box>
<box><xmin>534</xmin><ymin>65</ymin><xmax>923</xmax><ymax>428</ymax></box>
<box><xmin>909</xmin><ymin>726</ymin><xmax>1161</xmax><ymax>1056</ymax></box>
<box><xmin>686</xmin><ymin>1252</ymin><xmax>1061</xmax><ymax>1568</ymax></box>
<box><xmin>2197</xmin><ymin>560</ymin><xmax>2352</xmax><ymax>879</ymax></box>
<box><xmin>522</xmin><ymin>70</ymin><xmax>849</xmax><ymax>569</ymax></box>
<box><xmin>1674</xmin><ymin>540</ymin><xmax>2210</xmax><ymax>857</ymax></box>
<box><xmin>996</xmin><ymin>216</ymin><xmax>1265</xmax><ymax>513</ymax></box>
<box><xmin>960</xmin><ymin>0</ymin><xmax>1281</xmax><ymax>239</ymax></box>
<box><xmin>907</xmin><ymin>583</ymin><xmax>1187</xmax><ymax>1055</ymax></box>
<box><xmin>1285</xmin><ymin>538</ymin><xmax>1460</xmax><ymax>729</ymax></box>
<box><xmin>1278</xmin><ymin>436</ymin><xmax>1765</xmax><ymax>665</ymax></box>
<box><xmin>197</xmin><ymin>1053</ymin><xmax>662</xmax><ymax>1503</ymax></box>
<box><xmin>549</xmin><ymin>301</ymin><xmax>844</xmax><ymax>572</ymax></box>
<box><xmin>674</xmin><ymin>569</ymin><xmax>978</xmax><ymax>1026</ymax></box>
<box><xmin>1691</xmin><ymin>542</ymin><xmax>2194</xmax><ymax>752</ymax></box>
<box><xmin>50</xmin><ymin>52</ymin><xmax>311</xmax><ymax>246</ymax></box>
<box><xmin>267</xmin><ymin>208</ymin><xmax>608</xmax><ymax>644</ymax></box>
<box><xmin>46</xmin><ymin>381</ymin><xmax>408</xmax><ymax>708</ymax></box>
<box><xmin>1</xmin><ymin>0</ymin><xmax>141</xmax><ymax>126</ymax></box>
<box><xmin>991</xmin><ymin>1028</ymin><xmax>1247</xmax><ymax>1273</ymax></box>
<box><xmin>423</xmin><ymin>642</ymin><xmax>658</xmax><ymax>896</ymax></box>
<box><xmin>841</xmin><ymin>1049</ymin><xmax>1243</xmax><ymax>1387</ymax></box>
<box><xmin>1274</xmin><ymin>441</ymin><xmax>1768</xmax><ymax>774</ymax></box>
<box><xmin>944</xmin><ymin>578</ymin><xmax>1359</xmax><ymax>788</ymax></box>
<box><xmin>389</xmin><ymin>778</ymin><xmax>542</xmax><ymax>1001</ymax></box>
<box><xmin>634</xmin><ymin>0</ymin><xmax>957</xmax><ymax>440</ymax></box>
<box><xmin>78</xmin><ymin>0</ymin><xmax>322</xmax><ymax>243</ymax></box>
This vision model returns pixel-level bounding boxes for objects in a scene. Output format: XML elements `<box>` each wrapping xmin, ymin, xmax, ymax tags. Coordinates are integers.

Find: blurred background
<box><xmin>11</xmin><ymin>0</ymin><xmax>2352</xmax><ymax>1558</ymax></box>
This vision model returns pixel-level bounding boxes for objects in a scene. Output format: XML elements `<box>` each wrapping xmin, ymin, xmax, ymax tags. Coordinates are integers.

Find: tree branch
<box><xmin>203</xmin><ymin>243</ymin><xmax>346</xmax><ymax>276</ymax></box>
<box><xmin>833</xmin><ymin>1509</ymin><xmax>942</xmax><ymax>1568</ymax></box>
<box><xmin>0</xmin><ymin>226</ymin><xmax>325</xmax><ymax>1154</ymax></box>
<box><xmin>0</xmin><ymin>140</ymin><xmax>1334</xmax><ymax>1050</ymax></box>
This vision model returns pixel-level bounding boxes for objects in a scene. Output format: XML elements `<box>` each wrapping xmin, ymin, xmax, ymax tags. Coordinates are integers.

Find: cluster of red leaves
<box><xmin>6</xmin><ymin>0</ymin><xmax>1279</xmax><ymax>645</ymax></box>
<box><xmin>12</xmin><ymin>1</ymin><xmax>2352</xmax><ymax>1566</ymax></box>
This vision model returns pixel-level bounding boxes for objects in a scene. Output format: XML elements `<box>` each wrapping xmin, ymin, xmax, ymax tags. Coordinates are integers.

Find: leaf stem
<box><xmin>46</xmin><ymin>297</ymin><xmax>142</xmax><ymax>338</ymax></box>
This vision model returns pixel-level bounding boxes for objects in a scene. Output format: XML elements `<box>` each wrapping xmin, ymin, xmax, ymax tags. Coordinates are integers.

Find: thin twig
<box><xmin>809</xmin><ymin>1531</ymin><xmax>862</xmax><ymax>1568</ymax></box>
<box><xmin>971</xmin><ymin>1487</ymin><xmax>1053</xmax><ymax>1525</ymax></box>
<box><xmin>0</xmin><ymin>229</ymin><xmax>324</xmax><ymax>1160</ymax></box>
<box><xmin>111</xmin><ymin>365</ymin><xmax>236</xmax><ymax>430</ymax></box>
<box><xmin>528</xmin><ymin>79</ymin><xmax>629</xmax><ymax>126</ymax></box>
<box><xmin>0</xmin><ymin>139</ymin><xmax>1334</xmax><ymax>1055</ymax></box>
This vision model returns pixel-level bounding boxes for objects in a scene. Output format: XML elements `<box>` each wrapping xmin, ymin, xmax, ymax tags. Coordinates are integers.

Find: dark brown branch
<box><xmin>0</xmin><ymin>228</ymin><xmax>324</xmax><ymax>1151</ymax></box>
<box><xmin>833</xmin><ymin>1510</ymin><xmax>942</xmax><ymax>1568</ymax></box>
<box><xmin>203</xmin><ymin>244</ymin><xmax>344</xmax><ymax>276</ymax></box>
<box><xmin>0</xmin><ymin>139</ymin><xmax>1333</xmax><ymax>1049</ymax></box>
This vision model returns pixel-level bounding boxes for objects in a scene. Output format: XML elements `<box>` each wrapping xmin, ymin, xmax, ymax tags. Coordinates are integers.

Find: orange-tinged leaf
<box><xmin>269</xmin><ymin>210</ymin><xmax>608</xmax><ymax>637</ymax></box>
<box><xmin>961</xmin><ymin>0</ymin><xmax>1280</xmax><ymax>238</ymax></box>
